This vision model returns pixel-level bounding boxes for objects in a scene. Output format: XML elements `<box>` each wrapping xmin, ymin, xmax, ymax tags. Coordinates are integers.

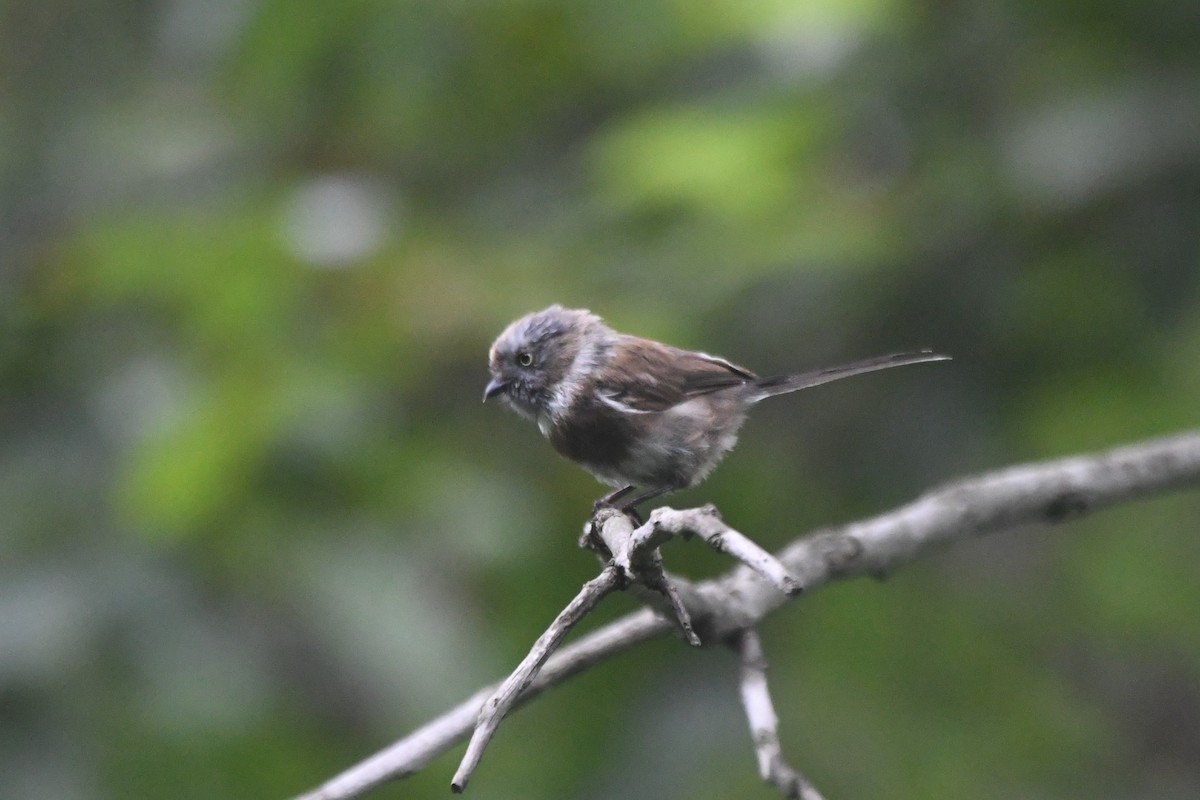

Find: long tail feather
<box><xmin>751</xmin><ymin>350</ymin><xmax>951</xmax><ymax>401</ymax></box>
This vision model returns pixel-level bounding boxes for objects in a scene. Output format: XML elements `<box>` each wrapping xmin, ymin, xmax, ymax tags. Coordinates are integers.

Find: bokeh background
<box><xmin>4</xmin><ymin>1</ymin><xmax>1200</xmax><ymax>798</ymax></box>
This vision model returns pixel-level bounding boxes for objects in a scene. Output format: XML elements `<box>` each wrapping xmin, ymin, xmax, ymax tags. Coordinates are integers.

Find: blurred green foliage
<box><xmin>2</xmin><ymin>0</ymin><xmax>1199</xmax><ymax>798</ymax></box>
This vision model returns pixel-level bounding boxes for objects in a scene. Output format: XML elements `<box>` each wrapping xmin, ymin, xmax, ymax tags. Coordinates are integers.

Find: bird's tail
<box><xmin>750</xmin><ymin>350</ymin><xmax>951</xmax><ymax>402</ymax></box>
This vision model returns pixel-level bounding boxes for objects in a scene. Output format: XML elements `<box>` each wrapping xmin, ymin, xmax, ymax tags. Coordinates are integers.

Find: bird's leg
<box><xmin>614</xmin><ymin>486</ymin><xmax>674</xmax><ymax>526</ymax></box>
<box><xmin>592</xmin><ymin>485</ymin><xmax>645</xmax><ymax>525</ymax></box>
<box><xmin>594</xmin><ymin>485</ymin><xmax>674</xmax><ymax>526</ymax></box>
<box><xmin>594</xmin><ymin>485</ymin><xmax>636</xmax><ymax>512</ymax></box>
<box><xmin>619</xmin><ymin>485</ymin><xmax>671</xmax><ymax>509</ymax></box>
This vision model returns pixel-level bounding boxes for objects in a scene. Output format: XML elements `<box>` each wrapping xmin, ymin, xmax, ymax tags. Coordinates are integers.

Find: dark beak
<box><xmin>483</xmin><ymin>377</ymin><xmax>509</xmax><ymax>402</ymax></box>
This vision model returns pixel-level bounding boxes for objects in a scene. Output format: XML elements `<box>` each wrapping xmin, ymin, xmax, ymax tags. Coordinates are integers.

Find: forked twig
<box><xmin>454</xmin><ymin>504</ymin><xmax>802</xmax><ymax>788</ymax></box>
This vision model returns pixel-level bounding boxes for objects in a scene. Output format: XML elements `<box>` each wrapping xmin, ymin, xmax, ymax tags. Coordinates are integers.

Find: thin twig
<box><xmin>292</xmin><ymin>429</ymin><xmax>1200</xmax><ymax>800</ymax></box>
<box><xmin>640</xmin><ymin>551</ymin><xmax>701</xmax><ymax>646</ymax></box>
<box><xmin>450</xmin><ymin>565</ymin><xmax>624</xmax><ymax>792</ymax></box>
<box><xmin>644</xmin><ymin>505</ymin><xmax>804</xmax><ymax>596</ymax></box>
<box><xmin>735</xmin><ymin>630</ymin><xmax>824</xmax><ymax>800</ymax></box>
<box><xmin>586</xmin><ymin>507</ymin><xmax>701</xmax><ymax>644</ymax></box>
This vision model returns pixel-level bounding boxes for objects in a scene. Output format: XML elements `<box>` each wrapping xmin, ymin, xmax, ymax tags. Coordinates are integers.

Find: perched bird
<box><xmin>484</xmin><ymin>305</ymin><xmax>949</xmax><ymax>511</ymax></box>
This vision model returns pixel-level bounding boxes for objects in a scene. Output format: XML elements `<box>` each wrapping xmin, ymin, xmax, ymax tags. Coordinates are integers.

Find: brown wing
<box><xmin>596</xmin><ymin>336</ymin><xmax>758</xmax><ymax>412</ymax></box>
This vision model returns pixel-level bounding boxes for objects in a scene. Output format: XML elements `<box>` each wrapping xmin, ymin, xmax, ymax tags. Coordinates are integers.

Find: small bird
<box><xmin>484</xmin><ymin>306</ymin><xmax>950</xmax><ymax>512</ymax></box>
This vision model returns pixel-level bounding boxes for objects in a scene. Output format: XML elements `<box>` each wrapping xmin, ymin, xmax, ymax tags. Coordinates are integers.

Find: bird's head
<box><xmin>484</xmin><ymin>305</ymin><xmax>606</xmax><ymax>420</ymax></box>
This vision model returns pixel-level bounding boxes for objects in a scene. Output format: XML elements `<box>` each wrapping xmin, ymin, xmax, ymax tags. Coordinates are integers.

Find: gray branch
<box><xmin>291</xmin><ymin>429</ymin><xmax>1200</xmax><ymax>800</ymax></box>
<box><xmin>735</xmin><ymin>629</ymin><xmax>824</xmax><ymax>800</ymax></box>
<box><xmin>451</xmin><ymin>565</ymin><xmax>623</xmax><ymax>792</ymax></box>
<box><xmin>643</xmin><ymin>504</ymin><xmax>803</xmax><ymax>596</ymax></box>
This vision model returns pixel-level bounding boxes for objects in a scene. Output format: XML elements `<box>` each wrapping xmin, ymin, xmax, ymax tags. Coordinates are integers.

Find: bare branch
<box><xmin>293</xmin><ymin>611</ymin><xmax>669</xmax><ymax>800</ymax></box>
<box><xmin>587</xmin><ymin>508</ymin><xmax>702</xmax><ymax>645</ymax></box>
<box><xmin>640</xmin><ymin>558</ymin><xmax>700</xmax><ymax>647</ymax></box>
<box><xmin>735</xmin><ymin>629</ymin><xmax>824</xmax><ymax>800</ymax></box>
<box><xmin>642</xmin><ymin>504</ymin><xmax>803</xmax><ymax>596</ymax></box>
<box><xmin>292</xmin><ymin>429</ymin><xmax>1200</xmax><ymax>800</ymax></box>
<box><xmin>451</xmin><ymin>564</ymin><xmax>624</xmax><ymax>792</ymax></box>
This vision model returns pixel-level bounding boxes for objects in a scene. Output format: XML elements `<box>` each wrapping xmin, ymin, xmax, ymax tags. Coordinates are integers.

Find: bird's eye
<box><xmin>517</xmin><ymin>352</ymin><xmax>534</xmax><ymax>367</ymax></box>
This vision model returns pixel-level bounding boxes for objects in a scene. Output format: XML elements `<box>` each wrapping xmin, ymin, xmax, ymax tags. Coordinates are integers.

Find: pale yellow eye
<box><xmin>517</xmin><ymin>352</ymin><xmax>533</xmax><ymax>367</ymax></box>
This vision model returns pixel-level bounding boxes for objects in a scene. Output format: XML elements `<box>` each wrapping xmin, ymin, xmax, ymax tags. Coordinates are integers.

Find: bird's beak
<box><xmin>483</xmin><ymin>377</ymin><xmax>509</xmax><ymax>402</ymax></box>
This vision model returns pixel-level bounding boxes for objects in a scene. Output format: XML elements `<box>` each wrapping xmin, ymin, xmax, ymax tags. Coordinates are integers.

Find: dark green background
<box><xmin>3</xmin><ymin>1</ymin><xmax>1199</xmax><ymax>798</ymax></box>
